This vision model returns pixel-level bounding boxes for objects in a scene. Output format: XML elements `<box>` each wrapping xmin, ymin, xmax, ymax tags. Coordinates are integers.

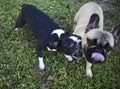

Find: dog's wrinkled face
<box><xmin>50</xmin><ymin>33</ymin><xmax>83</xmax><ymax>59</ymax></box>
<box><xmin>83</xmin><ymin>32</ymin><xmax>113</xmax><ymax>64</ymax></box>
<box><xmin>82</xmin><ymin>14</ymin><xmax>120</xmax><ymax>64</ymax></box>
<box><xmin>82</xmin><ymin>14</ymin><xmax>115</xmax><ymax>64</ymax></box>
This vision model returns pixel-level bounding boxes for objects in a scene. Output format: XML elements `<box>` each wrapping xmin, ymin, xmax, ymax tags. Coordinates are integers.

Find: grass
<box><xmin>0</xmin><ymin>0</ymin><xmax>120</xmax><ymax>89</ymax></box>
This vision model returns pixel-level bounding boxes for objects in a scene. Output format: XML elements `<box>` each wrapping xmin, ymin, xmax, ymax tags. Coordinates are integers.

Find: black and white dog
<box><xmin>14</xmin><ymin>4</ymin><xmax>83</xmax><ymax>70</ymax></box>
<box><xmin>73</xmin><ymin>2</ymin><xmax>120</xmax><ymax>77</ymax></box>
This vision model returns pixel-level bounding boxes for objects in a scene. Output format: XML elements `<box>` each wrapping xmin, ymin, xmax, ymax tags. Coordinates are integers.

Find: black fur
<box><xmin>15</xmin><ymin>4</ymin><xmax>82</xmax><ymax>60</ymax></box>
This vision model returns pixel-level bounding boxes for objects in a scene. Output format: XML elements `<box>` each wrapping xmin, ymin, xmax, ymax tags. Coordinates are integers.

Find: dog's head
<box><xmin>83</xmin><ymin>14</ymin><xmax>120</xmax><ymax>64</ymax></box>
<box><xmin>49</xmin><ymin>31</ymin><xmax>83</xmax><ymax>59</ymax></box>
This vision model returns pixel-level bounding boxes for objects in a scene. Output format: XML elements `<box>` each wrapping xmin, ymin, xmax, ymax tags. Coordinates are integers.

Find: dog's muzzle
<box><xmin>72</xmin><ymin>50</ymin><xmax>83</xmax><ymax>59</ymax></box>
<box><xmin>85</xmin><ymin>47</ymin><xmax>106</xmax><ymax>64</ymax></box>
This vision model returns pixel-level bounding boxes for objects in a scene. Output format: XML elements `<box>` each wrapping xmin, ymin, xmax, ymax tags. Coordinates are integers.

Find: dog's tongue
<box><xmin>92</xmin><ymin>52</ymin><xmax>105</xmax><ymax>62</ymax></box>
<box><xmin>74</xmin><ymin>52</ymin><xmax>83</xmax><ymax>59</ymax></box>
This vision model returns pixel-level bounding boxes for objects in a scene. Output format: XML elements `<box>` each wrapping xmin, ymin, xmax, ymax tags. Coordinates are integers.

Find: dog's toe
<box><xmin>86</xmin><ymin>69</ymin><xmax>93</xmax><ymax>78</ymax></box>
<box><xmin>67</xmin><ymin>57</ymin><xmax>73</xmax><ymax>61</ymax></box>
<box><xmin>64</xmin><ymin>54</ymin><xmax>73</xmax><ymax>61</ymax></box>
<box><xmin>39</xmin><ymin>64</ymin><xmax>45</xmax><ymax>70</ymax></box>
<box><xmin>15</xmin><ymin>28</ymin><xmax>18</xmax><ymax>31</ymax></box>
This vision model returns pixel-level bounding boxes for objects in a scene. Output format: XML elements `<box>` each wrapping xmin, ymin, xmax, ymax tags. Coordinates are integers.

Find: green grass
<box><xmin>0</xmin><ymin>0</ymin><xmax>120</xmax><ymax>89</ymax></box>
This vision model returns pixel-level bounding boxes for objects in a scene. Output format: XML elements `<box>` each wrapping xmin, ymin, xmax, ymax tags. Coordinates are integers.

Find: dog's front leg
<box><xmin>64</xmin><ymin>54</ymin><xmax>73</xmax><ymax>61</ymax></box>
<box><xmin>86</xmin><ymin>61</ymin><xmax>93</xmax><ymax>77</ymax></box>
<box><xmin>36</xmin><ymin>42</ymin><xmax>45</xmax><ymax>70</ymax></box>
<box><xmin>14</xmin><ymin>12</ymin><xmax>25</xmax><ymax>31</ymax></box>
<box><xmin>38</xmin><ymin>57</ymin><xmax>45</xmax><ymax>70</ymax></box>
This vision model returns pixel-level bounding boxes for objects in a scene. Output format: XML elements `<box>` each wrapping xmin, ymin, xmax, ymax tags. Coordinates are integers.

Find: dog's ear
<box><xmin>111</xmin><ymin>24</ymin><xmax>120</xmax><ymax>44</ymax></box>
<box><xmin>49</xmin><ymin>40</ymin><xmax>61</xmax><ymax>49</ymax></box>
<box><xmin>53</xmin><ymin>40</ymin><xmax>61</xmax><ymax>48</ymax></box>
<box><xmin>85</xmin><ymin>14</ymin><xmax>100</xmax><ymax>33</ymax></box>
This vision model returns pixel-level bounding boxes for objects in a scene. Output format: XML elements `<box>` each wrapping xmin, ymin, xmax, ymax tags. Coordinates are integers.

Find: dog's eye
<box><xmin>70</xmin><ymin>43</ymin><xmax>76</xmax><ymax>48</ymax></box>
<box><xmin>104</xmin><ymin>43</ymin><xmax>112</xmax><ymax>53</ymax></box>
<box><xmin>70</xmin><ymin>44</ymin><xmax>74</xmax><ymax>47</ymax></box>
<box><xmin>70</xmin><ymin>42</ymin><xmax>77</xmax><ymax>48</ymax></box>
<box><xmin>87</xmin><ymin>38</ymin><xmax>97</xmax><ymax>46</ymax></box>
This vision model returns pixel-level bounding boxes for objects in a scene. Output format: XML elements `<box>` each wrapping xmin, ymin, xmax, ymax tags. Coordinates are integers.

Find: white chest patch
<box><xmin>47</xmin><ymin>47</ymin><xmax>56</xmax><ymax>51</ymax></box>
<box><xmin>51</xmin><ymin>29</ymin><xmax>65</xmax><ymax>38</ymax></box>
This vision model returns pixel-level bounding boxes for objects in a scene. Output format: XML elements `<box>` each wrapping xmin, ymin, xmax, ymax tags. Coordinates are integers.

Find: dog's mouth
<box><xmin>73</xmin><ymin>51</ymin><xmax>83</xmax><ymax>59</ymax></box>
<box><xmin>91</xmin><ymin>52</ymin><xmax>105</xmax><ymax>63</ymax></box>
<box><xmin>84</xmin><ymin>47</ymin><xmax>106</xmax><ymax>64</ymax></box>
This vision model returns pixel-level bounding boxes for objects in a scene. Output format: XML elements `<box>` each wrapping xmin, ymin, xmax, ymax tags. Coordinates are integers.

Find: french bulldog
<box><xmin>14</xmin><ymin>4</ymin><xmax>83</xmax><ymax>70</ymax></box>
<box><xmin>73</xmin><ymin>2</ymin><xmax>120</xmax><ymax>77</ymax></box>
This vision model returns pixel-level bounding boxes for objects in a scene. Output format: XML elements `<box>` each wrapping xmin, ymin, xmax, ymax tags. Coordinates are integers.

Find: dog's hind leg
<box><xmin>14</xmin><ymin>12</ymin><xmax>25</xmax><ymax>31</ymax></box>
<box><xmin>86</xmin><ymin>61</ymin><xmax>93</xmax><ymax>77</ymax></box>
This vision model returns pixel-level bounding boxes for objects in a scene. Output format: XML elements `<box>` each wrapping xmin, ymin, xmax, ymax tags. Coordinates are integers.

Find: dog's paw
<box><xmin>64</xmin><ymin>54</ymin><xmax>73</xmax><ymax>61</ymax></box>
<box><xmin>15</xmin><ymin>28</ymin><xmax>18</xmax><ymax>31</ymax></box>
<box><xmin>39</xmin><ymin>64</ymin><xmax>45</xmax><ymax>70</ymax></box>
<box><xmin>67</xmin><ymin>57</ymin><xmax>73</xmax><ymax>61</ymax></box>
<box><xmin>39</xmin><ymin>57</ymin><xmax>45</xmax><ymax>70</ymax></box>
<box><xmin>86</xmin><ymin>69</ymin><xmax>93</xmax><ymax>78</ymax></box>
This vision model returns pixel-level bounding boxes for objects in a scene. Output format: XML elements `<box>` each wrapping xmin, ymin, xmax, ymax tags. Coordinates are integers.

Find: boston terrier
<box><xmin>14</xmin><ymin>4</ymin><xmax>83</xmax><ymax>70</ymax></box>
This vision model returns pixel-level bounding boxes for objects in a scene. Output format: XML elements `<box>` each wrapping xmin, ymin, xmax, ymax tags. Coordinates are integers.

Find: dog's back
<box><xmin>73</xmin><ymin>2</ymin><xmax>103</xmax><ymax>37</ymax></box>
<box><xmin>16</xmin><ymin>4</ymin><xmax>60</xmax><ymax>39</ymax></box>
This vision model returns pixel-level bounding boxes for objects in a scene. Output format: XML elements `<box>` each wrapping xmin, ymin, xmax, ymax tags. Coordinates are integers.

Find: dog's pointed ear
<box><xmin>85</xmin><ymin>14</ymin><xmax>100</xmax><ymax>33</ymax></box>
<box><xmin>111</xmin><ymin>24</ymin><xmax>120</xmax><ymax>44</ymax></box>
<box><xmin>49</xmin><ymin>40</ymin><xmax>61</xmax><ymax>49</ymax></box>
<box><xmin>53</xmin><ymin>40</ymin><xmax>61</xmax><ymax>48</ymax></box>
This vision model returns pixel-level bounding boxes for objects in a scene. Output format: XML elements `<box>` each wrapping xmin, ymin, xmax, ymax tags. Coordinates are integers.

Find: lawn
<box><xmin>0</xmin><ymin>0</ymin><xmax>120</xmax><ymax>89</ymax></box>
